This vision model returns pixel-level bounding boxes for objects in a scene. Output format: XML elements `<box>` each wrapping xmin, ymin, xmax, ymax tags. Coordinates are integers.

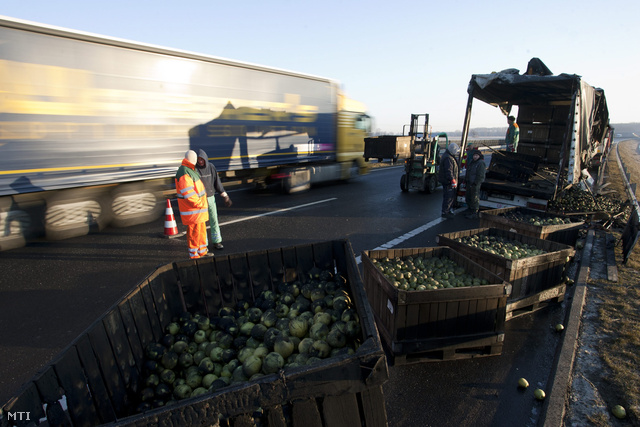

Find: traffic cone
<box><xmin>164</xmin><ymin>199</ymin><xmax>180</xmax><ymax>238</ymax></box>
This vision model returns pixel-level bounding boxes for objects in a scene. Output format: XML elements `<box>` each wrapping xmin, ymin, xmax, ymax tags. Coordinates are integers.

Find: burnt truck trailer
<box><xmin>457</xmin><ymin>58</ymin><xmax>611</xmax><ymax>211</ymax></box>
<box><xmin>0</xmin><ymin>16</ymin><xmax>372</xmax><ymax>251</ymax></box>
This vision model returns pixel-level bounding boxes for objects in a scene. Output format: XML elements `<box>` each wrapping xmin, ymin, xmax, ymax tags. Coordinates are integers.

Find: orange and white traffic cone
<box><xmin>164</xmin><ymin>199</ymin><xmax>180</xmax><ymax>238</ymax></box>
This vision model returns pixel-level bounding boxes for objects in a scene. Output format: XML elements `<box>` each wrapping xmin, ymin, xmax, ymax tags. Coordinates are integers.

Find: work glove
<box><xmin>221</xmin><ymin>192</ymin><xmax>233</xmax><ymax>207</ymax></box>
<box><xmin>451</xmin><ymin>179</ymin><xmax>457</xmax><ymax>189</ymax></box>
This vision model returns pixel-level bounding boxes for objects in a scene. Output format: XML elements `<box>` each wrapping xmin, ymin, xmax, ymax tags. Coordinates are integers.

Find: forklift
<box><xmin>400</xmin><ymin>114</ymin><xmax>448</xmax><ymax>193</ymax></box>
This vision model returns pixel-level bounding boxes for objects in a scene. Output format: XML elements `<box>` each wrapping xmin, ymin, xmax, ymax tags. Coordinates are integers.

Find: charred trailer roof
<box><xmin>459</xmin><ymin>58</ymin><xmax>610</xmax><ymax>186</ymax></box>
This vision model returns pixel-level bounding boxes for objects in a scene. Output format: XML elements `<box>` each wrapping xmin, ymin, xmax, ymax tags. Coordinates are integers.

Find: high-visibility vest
<box><xmin>175</xmin><ymin>159</ymin><xmax>209</xmax><ymax>225</ymax></box>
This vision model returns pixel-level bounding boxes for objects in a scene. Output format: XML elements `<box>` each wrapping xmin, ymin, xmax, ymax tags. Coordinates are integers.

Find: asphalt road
<box><xmin>0</xmin><ymin>166</ymin><xmax>572</xmax><ymax>426</ymax></box>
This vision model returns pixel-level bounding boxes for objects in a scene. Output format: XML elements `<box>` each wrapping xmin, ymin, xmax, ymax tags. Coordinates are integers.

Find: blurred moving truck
<box><xmin>0</xmin><ymin>16</ymin><xmax>371</xmax><ymax>250</ymax></box>
<box><xmin>457</xmin><ymin>58</ymin><xmax>612</xmax><ymax>211</ymax></box>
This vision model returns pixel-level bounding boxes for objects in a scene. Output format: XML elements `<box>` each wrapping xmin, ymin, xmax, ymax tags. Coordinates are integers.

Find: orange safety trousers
<box><xmin>186</xmin><ymin>222</ymin><xmax>208</xmax><ymax>259</ymax></box>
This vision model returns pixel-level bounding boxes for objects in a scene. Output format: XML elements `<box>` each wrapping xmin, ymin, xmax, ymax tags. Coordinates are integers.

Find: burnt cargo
<box><xmin>436</xmin><ymin>228</ymin><xmax>575</xmax><ymax>319</ymax></box>
<box><xmin>479</xmin><ymin>206</ymin><xmax>583</xmax><ymax>246</ymax></box>
<box><xmin>362</xmin><ymin>247</ymin><xmax>510</xmax><ymax>365</ymax></box>
<box><xmin>1</xmin><ymin>240</ymin><xmax>388</xmax><ymax>427</ymax></box>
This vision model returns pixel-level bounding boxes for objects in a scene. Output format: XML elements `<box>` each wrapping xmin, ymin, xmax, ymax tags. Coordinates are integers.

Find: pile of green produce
<box><xmin>548</xmin><ymin>187</ymin><xmax>626</xmax><ymax>216</ymax></box>
<box><xmin>371</xmin><ymin>255</ymin><xmax>490</xmax><ymax>291</ymax></box>
<box><xmin>499</xmin><ymin>210</ymin><xmax>574</xmax><ymax>226</ymax></box>
<box><xmin>454</xmin><ymin>234</ymin><xmax>547</xmax><ymax>260</ymax></box>
<box><xmin>136</xmin><ymin>269</ymin><xmax>361</xmax><ymax>413</ymax></box>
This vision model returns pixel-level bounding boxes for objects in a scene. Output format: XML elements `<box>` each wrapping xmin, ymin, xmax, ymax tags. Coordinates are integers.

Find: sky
<box><xmin>2</xmin><ymin>0</ymin><xmax>639</xmax><ymax>134</ymax></box>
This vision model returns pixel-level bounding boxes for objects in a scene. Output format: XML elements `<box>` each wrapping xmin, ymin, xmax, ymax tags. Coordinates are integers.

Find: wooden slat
<box><xmin>103</xmin><ymin>310</ymin><xmax>140</xmax><ymax>396</ymax></box>
<box><xmin>75</xmin><ymin>334</ymin><xmax>117</xmax><ymax>424</ymax></box>
<box><xmin>291</xmin><ymin>398</ymin><xmax>323</xmax><ymax>427</ymax></box>
<box><xmin>30</xmin><ymin>365</ymin><xmax>73</xmax><ymax>426</ymax></box>
<box><xmin>53</xmin><ymin>347</ymin><xmax>100</xmax><ymax>427</ymax></box>
<box><xmin>2</xmin><ymin>382</ymin><xmax>46</xmax><ymax>425</ymax></box>
<box><xmin>199</xmin><ymin>258</ymin><xmax>223</xmax><ymax>316</ymax></box>
<box><xmin>312</xmin><ymin>240</ymin><xmax>335</xmax><ymax>271</ymax></box>
<box><xmin>265</xmin><ymin>404</ymin><xmax>287</xmax><ymax>427</ymax></box>
<box><xmin>457</xmin><ymin>298</ymin><xmax>471</xmax><ymax>333</ymax></box>
<box><xmin>147</xmin><ymin>263</ymin><xmax>183</xmax><ymax>322</ymax></box>
<box><xmin>118</xmin><ymin>299</ymin><xmax>145</xmax><ymax>370</ymax></box>
<box><xmin>280</xmin><ymin>245</ymin><xmax>300</xmax><ymax>283</ymax></box>
<box><xmin>127</xmin><ymin>287</ymin><xmax>156</xmax><ymax>352</ymax></box>
<box><xmin>214</xmin><ymin>256</ymin><xmax>237</xmax><ymax>307</ymax></box>
<box><xmin>88</xmin><ymin>322</ymin><xmax>129</xmax><ymax>417</ymax></box>
<box><xmin>229</xmin><ymin>254</ymin><xmax>253</xmax><ymax>304</ymax></box>
<box><xmin>294</xmin><ymin>243</ymin><xmax>315</xmax><ymax>275</ymax></box>
<box><xmin>267</xmin><ymin>248</ymin><xmax>286</xmax><ymax>288</ymax></box>
<box><xmin>140</xmin><ymin>283</ymin><xmax>163</xmax><ymax>342</ymax></box>
<box><xmin>332</xmin><ymin>240</ymin><xmax>348</xmax><ymax>275</ymax></box>
<box><xmin>174</xmin><ymin>259</ymin><xmax>205</xmax><ymax>315</ymax></box>
<box><xmin>322</xmin><ymin>393</ymin><xmax>361</xmax><ymax>427</ymax></box>
<box><xmin>360</xmin><ymin>386</ymin><xmax>388</xmax><ymax>427</ymax></box>
<box><xmin>417</xmin><ymin>301</ymin><xmax>432</xmax><ymax>339</ymax></box>
<box><xmin>404</xmin><ymin>301</ymin><xmax>420</xmax><ymax>340</ymax></box>
<box><xmin>246</xmin><ymin>250</ymin><xmax>272</xmax><ymax>299</ymax></box>
<box><xmin>33</xmin><ymin>364</ymin><xmax>61</xmax><ymax>404</ymax></box>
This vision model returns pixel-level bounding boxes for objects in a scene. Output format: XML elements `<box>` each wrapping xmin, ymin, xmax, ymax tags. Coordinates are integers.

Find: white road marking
<box><xmin>354</xmin><ymin>207</ymin><xmax>466</xmax><ymax>264</ymax></box>
<box><xmin>219</xmin><ymin>198</ymin><xmax>337</xmax><ymax>226</ymax></box>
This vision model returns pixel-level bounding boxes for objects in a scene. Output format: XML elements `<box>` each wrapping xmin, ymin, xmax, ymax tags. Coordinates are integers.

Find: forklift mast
<box><xmin>408</xmin><ymin>114</ymin><xmax>430</xmax><ymax>143</ymax></box>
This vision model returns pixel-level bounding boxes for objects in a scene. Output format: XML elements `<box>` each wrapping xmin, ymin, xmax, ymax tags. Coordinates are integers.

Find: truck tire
<box><xmin>400</xmin><ymin>174</ymin><xmax>409</xmax><ymax>192</ymax></box>
<box><xmin>348</xmin><ymin>161</ymin><xmax>359</xmax><ymax>180</ymax></box>
<box><xmin>0</xmin><ymin>199</ymin><xmax>31</xmax><ymax>251</ymax></box>
<box><xmin>45</xmin><ymin>189</ymin><xmax>112</xmax><ymax>241</ymax></box>
<box><xmin>110</xmin><ymin>182</ymin><xmax>163</xmax><ymax>228</ymax></box>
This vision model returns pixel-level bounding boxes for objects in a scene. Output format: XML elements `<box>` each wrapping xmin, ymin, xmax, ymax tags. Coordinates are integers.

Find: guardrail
<box><xmin>614</xmin><ymin>140</ymin><xmax>640</xmax><ymax>264</ymax></box>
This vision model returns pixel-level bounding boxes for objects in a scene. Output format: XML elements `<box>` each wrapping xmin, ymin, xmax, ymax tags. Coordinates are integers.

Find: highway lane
<box><xmin>0</xmin><ymin>166</ymin><xmax>570</xmax><ymax>426</ymax></box>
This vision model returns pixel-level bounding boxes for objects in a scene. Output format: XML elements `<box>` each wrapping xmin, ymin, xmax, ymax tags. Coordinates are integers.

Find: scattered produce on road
<box><xmin>371</xmin><ymin>255</ymin><xmax>490</xmax><ymax>291</ymax></box>
<box><xmin>534</xmin><ymin>389</ymin><xmax>546</xmax><ymax>400</ymax></box>
<box><xmin>518</xmin><ymin>378</ymin><xmax>529</xmax><ymax>389</ymax></box>
<box><xmin>612</xmin><ymin>404</ymin><xmax>627</xmax><ymax>419</ymax></box>
<box><xmin>135</xmin><ymin>268</ymin><xmax>361</xmax><ymax>412</ymax></box>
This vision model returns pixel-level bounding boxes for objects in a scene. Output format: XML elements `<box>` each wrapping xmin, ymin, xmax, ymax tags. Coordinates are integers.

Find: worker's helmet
<box><xmin>185</xmin><ymin>150</ymin><xmax>197</xmax><ymax>164</ymax></box>
<box><xmin>448</xmin><ymin>143</ymin><xmax>460</xmax><ymax>156</ymax></box>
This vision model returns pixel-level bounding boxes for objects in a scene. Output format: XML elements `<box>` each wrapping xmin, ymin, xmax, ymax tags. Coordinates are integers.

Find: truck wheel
<box><xmin>400</xmin><ymin>174</ymin><xmax>409</xmax><ymax>192</ymax></box>
<box><xmin>424</xmin><ymin>175</ymin><xmax>438</xmax><ymax>194</ymax></box>
<box><xmin>45</xmin><ymin>189</ymin><xmax>112</xmax><ymax>240</ymax></box>
<box><xmin>348</xmin><ymin>161</ymin><xmax>359</xmax><ymax>180</ymax></box>
<box><xmin>378</xmin><ymin>158</ymin><xmax>383</xmax><ymax>163</ymax></box>
<box><xmin>110</xmin><ymin>182</ymin><xmax>163</xmax><ymax>228</ymax></box>
<box><xmin>0</xmin><ymin>199</ymin><xmax>31</xmax><ymax>251</ymax></box>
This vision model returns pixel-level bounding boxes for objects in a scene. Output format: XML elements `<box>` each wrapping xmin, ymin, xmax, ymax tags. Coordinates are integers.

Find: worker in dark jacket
<box><xmin>196</xmin><ymin>149</ymin><xmax>232</xmax><ymax>250</ymax></box>
<box><xmin>438</xmin><ymin>143</ymin><xmax>460</xmax><ymax>218</ymax></box>
<box><xmin>464</xmin><ymin>149</ymin><xmax>486</xmax><ymax>219</ymax></box>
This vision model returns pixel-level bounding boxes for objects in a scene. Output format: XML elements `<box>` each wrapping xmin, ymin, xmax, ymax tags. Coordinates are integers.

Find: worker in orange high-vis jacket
<box><xmin>175</xmin><ymin>150</ymin><xmax>210</xmax><ymax>258</ymax></box>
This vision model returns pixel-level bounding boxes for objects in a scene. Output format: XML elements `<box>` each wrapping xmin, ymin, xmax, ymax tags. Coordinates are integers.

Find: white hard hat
<box><xmin>185</xmin><ymin>150</ymin><xmax>197</xmax><ymax>164</ymax></box>
<box><xmin>448</xmin><ymin>143</ymin><xmax>460</xmax><ymax>156</ymax></box>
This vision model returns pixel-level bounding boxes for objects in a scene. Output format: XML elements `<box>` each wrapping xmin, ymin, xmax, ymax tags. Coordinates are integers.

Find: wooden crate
<box><xmin>361</xmin><ymin>247</ymin><xmax>511</xmax><ymax>365</ymax></box>
<box><xmin>479</xmin><ymin>206</ymin><xmax>583</xmax><ymax>246</ymax></box>
<box><xmin>1</xmin><ymin>240</ymin><xmax>388</xmax><ymax>427</ymax></box>
<box><xmin>436</xmin><ymin>228</ymin><xmax>575</xmax><ymax>315</ymax></box>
